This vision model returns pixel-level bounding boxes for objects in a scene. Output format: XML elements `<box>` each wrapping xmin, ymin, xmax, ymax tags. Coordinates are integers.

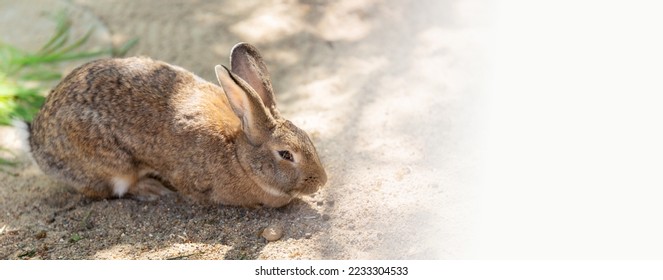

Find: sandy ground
<box><xmin>0</xmin><ymin>0</ymin><xmax>488</xmax><ymax>259</ymax></box>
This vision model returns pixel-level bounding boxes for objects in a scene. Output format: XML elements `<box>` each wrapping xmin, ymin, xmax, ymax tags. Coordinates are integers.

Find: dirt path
<box><xmin>0</xmin><ymin>0</ymin><xmax>487</xmax><ymax>259</ymax></box>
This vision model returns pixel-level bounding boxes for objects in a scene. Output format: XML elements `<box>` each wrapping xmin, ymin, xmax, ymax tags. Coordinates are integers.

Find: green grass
<box><xmin>0</xmin><ymin>10</ymin><xmax>137</xmax><ymax>168</ymax></box>
<box><xmin>0</xmin><ymin>146</ymin><xmax>18</xmax><ymax>174</ymax></box>
<box><xmin>0</xmin><ymin>10</ymin><xmax>137</xmax><ymax>125</ymax></box>
<box><xmin>69</xmin><ymin>233</ymin><xmax>83</xmax><ymax>243</ymax></box>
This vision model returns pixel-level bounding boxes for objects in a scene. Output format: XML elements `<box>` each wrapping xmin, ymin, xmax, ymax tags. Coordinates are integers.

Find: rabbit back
<box><xmin>29</xmin><ymin>57</ymin><xmax>241</xmax><ymax>200</ymax></box>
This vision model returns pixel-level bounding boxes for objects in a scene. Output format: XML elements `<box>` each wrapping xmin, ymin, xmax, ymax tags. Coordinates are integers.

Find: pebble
<box><xmin>304</xmin><ymin>232</ymin><xmax>312</xmax><ymax>239</ymax></box>
<box><xmin>327</xmin><ymin>200</ymin><xmax>335</xmax><ymax>207</ymax></box>
<box><xmin>34</xmin><ymin>230</ymin><xmax>47</xmax><ymax>240</ymax></box>
<box><xmin>322</xmin><ymin>214</ymin><xmax>331</xmax><ymax>221</ymax></box>
<box><xmin>261</xmin><ymin>225</ymin><xmax>284</xmax><ymax>242</ymax></box>
<box><xmin>316</xmin><ymin>201</ymin><xmax>324</xmax><ymax>206</ymax></box>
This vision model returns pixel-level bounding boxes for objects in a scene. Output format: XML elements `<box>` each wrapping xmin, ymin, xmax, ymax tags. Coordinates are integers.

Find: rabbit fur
<box><xmin>29</xmin><ymin>43</ymin><xmax>327</xmax><ymax>208</ymax></box>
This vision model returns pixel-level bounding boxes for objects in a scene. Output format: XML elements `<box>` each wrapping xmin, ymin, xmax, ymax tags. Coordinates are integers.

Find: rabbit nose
<box><xmin>319</xmin><ymin>170</ymin><xmax>328</xmax><ymax>187</ymax></box>
<box><xmin>304</xmin><ymin>174</ymin><xmax>325</xmax><ymax>187</ymax></box>
<box><xmin>298</xmin><ymin>174</ymin><xmax>325</xmax><ymax>194</ymax></box>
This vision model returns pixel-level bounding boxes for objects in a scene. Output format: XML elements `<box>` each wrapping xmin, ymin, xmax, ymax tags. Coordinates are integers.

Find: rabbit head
<box><xmin>215</xmin><ymin>43</ymin><xmax>327</xmax><ymax>201</ymax></box>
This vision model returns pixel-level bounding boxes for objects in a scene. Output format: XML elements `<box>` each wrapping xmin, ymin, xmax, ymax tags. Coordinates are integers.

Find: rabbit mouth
<box><xmin>255</xmin><ymin>180</ymin><xmax>291</xmax><ymax>198</ymax></box>
<box><xmin>295</xmin><ymin>183</ymin><xmax>321</xmax><ymax>196</ymax></box>
<box><xmin>285</xmin><ymin>185</ymin><xmax>317</xmax><ymax>197</ymax></box>
<box><xmin>254</xmin><ymin>178</ymin><xmax>321</xmax><ymax>198</ymax></box>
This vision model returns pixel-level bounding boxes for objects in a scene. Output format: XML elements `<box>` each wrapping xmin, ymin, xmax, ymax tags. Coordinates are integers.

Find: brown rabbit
<box><xmin>29</xmin><ymin>43</ymin><xmax>327</xmax><ymax>207</ymax></box>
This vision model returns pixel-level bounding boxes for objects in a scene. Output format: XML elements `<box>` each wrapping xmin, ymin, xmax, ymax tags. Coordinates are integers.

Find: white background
<box><xmin>469</xmin><ymin>0</ymin><xmax>663</xmax><ymax>258</ymax></box>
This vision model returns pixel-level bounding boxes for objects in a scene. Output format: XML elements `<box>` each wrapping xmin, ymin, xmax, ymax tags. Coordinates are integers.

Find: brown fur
<box><xmin>29</xmin><ymin>43</ymin><xmax>327</xmax><ymax>207</ymax></box>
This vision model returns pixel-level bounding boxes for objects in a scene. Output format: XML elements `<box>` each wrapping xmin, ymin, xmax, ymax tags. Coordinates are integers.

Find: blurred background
<box><xmin>0</xmin><ymin>0</ymin><xmax>488</xmax><ymax>259</ymax></box>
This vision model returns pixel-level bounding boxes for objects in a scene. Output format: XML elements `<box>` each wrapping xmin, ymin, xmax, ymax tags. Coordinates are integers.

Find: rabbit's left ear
<box><xmin>215</xmin><ymin>65</ymin><xmax>275</xmax><ymax>145</ymax></box>
<box><xmin>230</xmin><ymin>42</ymin><xmax>281</xmax><ymax>119</ymax></box>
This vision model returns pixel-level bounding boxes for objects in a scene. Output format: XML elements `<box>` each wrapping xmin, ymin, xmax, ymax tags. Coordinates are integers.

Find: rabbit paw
<box><xmin>127</xmin><ymin>177</ymin><xmax>173</xmax><ymax>201</ymax></box>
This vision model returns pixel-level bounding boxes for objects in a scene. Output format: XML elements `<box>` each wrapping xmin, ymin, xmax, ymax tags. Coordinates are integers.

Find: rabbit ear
<box><xmin>230</xmin><ymin>42</ymin><xmax>281</xmax><ymax>119</ymax></box>
<box><xmin>215</xmin><ymin>65</ymin><xmax>275</xmax><ymax>145</ymax></box>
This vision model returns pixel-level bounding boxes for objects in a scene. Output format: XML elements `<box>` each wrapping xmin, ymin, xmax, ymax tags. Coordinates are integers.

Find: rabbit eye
<box><xmin>278</xmin><ymin>150</ymin><xmax>294</xmax><ymax>162</ymax></box>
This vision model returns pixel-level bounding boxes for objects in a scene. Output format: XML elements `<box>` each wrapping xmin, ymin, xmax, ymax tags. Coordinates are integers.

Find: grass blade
<box><xmin>19</xmin><ymin>68</ymin><xmax>62</xmax><ymax>81</ymax></box>
<box><xmin>54</xmin><ymin>27</ymin><xmax>95</xmax><ymax>56</ymax></box>
<box><xmin>112</xmin><ymin>37</ymin><xmax>139</xmax><ymax>57</ymax></box>
<box><xmin>38</xmin><ymin>11</ymin><xmax>72</xmax><ymax>55</ymax></box>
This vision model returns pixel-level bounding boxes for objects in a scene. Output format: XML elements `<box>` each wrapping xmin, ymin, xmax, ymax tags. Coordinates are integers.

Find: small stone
<box><xmin>327</xmin><ymin>200</ymin><xmax>335</xmax><ymax>207</ymax></box>
<box><xmin>304</xmin><ymin>232</ymin><xmax>312</xmax><ymax>239</ymax></box>
<box><xmin>34</xmin><ymin>230</ymin><xmax>47</xmax><ymax>239</ymax></box>
<box><xmin>395</xmin><ymin>167</ymin><xmax>412</xmax><ymax>181</ymax></box>
<box><xmin>261</xmin><ymin>225</ymin><xmax>284</xmax><ymax>242</ymax></box>
<box><xmin>322</xmin><ymin>214</ymin><xmax>331</xmax><ymax>221</ymax></box>
<box><xmin>316</xmin><ymin>201</ymin><xmax>324</xmax><ymax>206</ymax></box>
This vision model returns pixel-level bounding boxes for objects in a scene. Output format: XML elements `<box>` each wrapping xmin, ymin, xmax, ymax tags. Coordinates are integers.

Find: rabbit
<box><xmin>28</xmin><ymin>42</ymin><xmax>327</xmax><ymax>208</ymax></box>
